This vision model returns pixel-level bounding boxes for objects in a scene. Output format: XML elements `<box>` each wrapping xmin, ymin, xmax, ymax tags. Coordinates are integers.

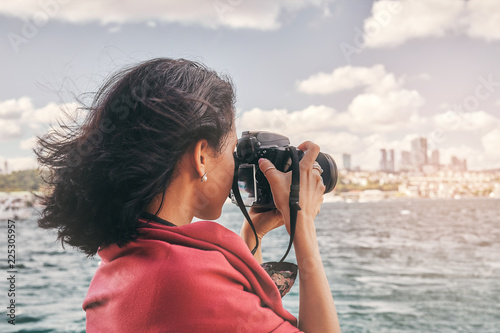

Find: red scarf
<box><xmin>83</xmin><ymin>220</ymin><xmax>301</xmax><ymax>332</ymax></box>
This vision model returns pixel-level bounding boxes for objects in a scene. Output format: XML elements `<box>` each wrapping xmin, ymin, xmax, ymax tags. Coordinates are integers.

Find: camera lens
<box><xmin>316</xmin><ymin>152</ymin><xmax>338</xmax><ymax>193</ymax></box>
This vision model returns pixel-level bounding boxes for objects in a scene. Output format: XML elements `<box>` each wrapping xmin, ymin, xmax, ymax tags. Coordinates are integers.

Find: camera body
<box><xmin>231</xmin><ymin>131</ymin><xmax>338</xmax><ymax>208</ymax></box>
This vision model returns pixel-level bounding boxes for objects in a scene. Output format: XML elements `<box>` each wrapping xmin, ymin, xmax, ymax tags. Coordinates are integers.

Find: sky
<box><xmin>0</xmin><ymin>0</ymin><xmax>499</xmax><ymax>172</ymax></box>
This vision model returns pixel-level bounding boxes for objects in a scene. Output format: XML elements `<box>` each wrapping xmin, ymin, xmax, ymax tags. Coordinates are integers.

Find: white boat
<box><xmin>490</xmin><ymin>184</ymin><xmax>500</xmax><ymax>199</ymax></box>
<box><xmin>0</xmin><ymin>197</ymin><xmax>33</xmax><ymax>220</ymax></box>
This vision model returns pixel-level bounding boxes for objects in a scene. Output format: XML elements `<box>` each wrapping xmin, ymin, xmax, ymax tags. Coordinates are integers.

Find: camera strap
<box><xmin>231</xmin><ymin>146</ymin><xmax>301</xmax><ymax>261</ymax></box>
<box><xmin>232</xmin><ymin>171</ymin><xmax>260</xmax><ymax>255</ymax></box>
<box><xmin>280</xmin><ymin>146</ymin><xmax>301</xmax><ymax>262</ymax></box>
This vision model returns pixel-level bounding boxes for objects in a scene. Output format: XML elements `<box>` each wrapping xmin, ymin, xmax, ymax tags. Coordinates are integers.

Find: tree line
<box><xmin>0</xmin><ymin>169</ymin><xmax>44</xmax><ymax>192</ymax></box>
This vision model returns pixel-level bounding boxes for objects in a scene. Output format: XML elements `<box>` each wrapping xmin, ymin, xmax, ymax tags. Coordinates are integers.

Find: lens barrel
<box><xmin>316</xmin><ymin>152</ymin><xmax>338</xmax><ymax>193</ymax></box>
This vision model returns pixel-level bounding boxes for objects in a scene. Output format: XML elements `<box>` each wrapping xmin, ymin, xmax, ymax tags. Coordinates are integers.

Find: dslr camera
<box><xmin>231</xmin><ymin>131</ymin><xmax>338</xmax><ymax>208</ymax></box>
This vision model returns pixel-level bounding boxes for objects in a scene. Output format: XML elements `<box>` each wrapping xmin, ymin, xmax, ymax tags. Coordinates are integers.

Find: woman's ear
<box><xmin>191</xmin><ymin>139</ymin><xmax>209</xmax><ymax>179</ymax></box>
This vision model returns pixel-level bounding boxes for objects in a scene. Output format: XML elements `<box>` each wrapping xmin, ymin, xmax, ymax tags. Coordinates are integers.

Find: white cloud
<box><xmin>0</xmin><ymin>97</ymin><xmax>80</xmax><ymax>142</ymax></box>
<box><xmin>0</xmin><ymin>119</ymin><xmax>22</xmax><ymax>140</ymax></box>
<box><xmin>362</xmin><ymin>0</ymin><xmax>464</xmax><ymax>48</ymax></box>
<box><xmin>245</xmin><ymin>59</ymin><xmax>497</xmax><ymax>169</ymax></box>
<box><xmin>439</xmin><ymin>144</ymin><xmax>485</xmax><ymax>169</ymax></box>
<box><xmin>298</xmin><ymin>65</ymin><xmax>427</xmax><ymax>133</ymax></box>
<box><xmin>430</xmin><ymin>138</ymin><xmax>500</xmax><ymax>171</ymax></box>
<box><xmin>313</xmin><ymin>131</ymin><xmax>361</xmax><ymax>154</ymax></box>
<box><xmin>297</xmin><ymin>64</ymin><xmax>400</xmax><ymax>95</ymax></box>
<box><xmin>236</xmin><ymin>107</ymin><xmax>287</xmax><ymax>133</ymax></box>
<box><xmin>0</xmin><ymin>0</ymin><xmax>331</xmax><ymax>30</ymax></box>
<box><xmin>362</xmin><ymin>0</ymin><xmax>500</xmax><ymax>48</ymax></box>
<box><xmin>21</xmin><ymin>101</ymin><xmax>79</xmax><ymax>126</ymax></box>
<box><xmin>236</xmin><ymin>106</ymin><xmax>363</xmax><ymax>167</ymax></box>
<box><xmin>0</xmin><ymin>97</ymin><xmax>33</xmax><ymax>140</ymax></box>
<box><xmin>0</xmin><ymin>156</ymin><xmax>38</xmax><ymax>172</ymax></box>
<box><xmin>277</xmin><ymin>63</ymin><xmax>500</xmax><ymax>169</ymax></box>
<box><xmin>482</xmin><ymin>128</ymin><xmax>500</xmax><ymax>156</ymax></box>
<box><xmin>433</xmin><ymin>110</ymin><xmax>500</xmax><ymax>132</ymax></box>
<box><xmin>237</xmin><ymin>101</ymin><xmax>426</xmax><ymax>170</ymax></box>
<box><xmin>466</xmin><ymin>0</ymin><xmax>500</xmax><ymax>41</ymax></box>
<box><xmin>20</xmin><ymin>137</ymin><xmax>38</xmax><ymax>150</ymax></box>
<box><xmin>343</xmin><ymin>89</ymin><xmax>425</xmax><ymax>132</ymax></box>
<box><xmin>0</xmin><ymin>97</ymin><xmax>33</xmax><ymax>119</ymax></box>
<box><xmin>237</xmin><ymin>105</ymin><xmax>338</xmax><ymax>135</ymax></box>
<box><xmin>236</xmin><ymin>100</ymin><xmax>500</xmax><ymax>170</ymax></box>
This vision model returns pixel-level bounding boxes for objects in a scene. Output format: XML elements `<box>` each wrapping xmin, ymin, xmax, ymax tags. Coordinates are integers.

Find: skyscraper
<box><xmin>380</xmin><ymin>149</ymin><xmax>387</xmax><ymax>171</ymax></box>
<box><xmin>411</xmin><ymin>137</ymin><xmax>428</xmax><ymax>170</ymax></box>
<box><xmin>342</xmin><ymin>153</ymin><xmax>351</xmax><ymax>170</ymax></box>
<box><xmin>400</xmin><ymin>151</ymin><xmax>412</xmax><ymax>171</ymax></box>
<box><xmin>430</xmin><ymin>150</ymin><xmax>440</xmax><ymax>166</ymax></box>
<box><xmin>388</xmin><ymin>149</ymin><xmax>395</xmax><ymax>172</ymax></box>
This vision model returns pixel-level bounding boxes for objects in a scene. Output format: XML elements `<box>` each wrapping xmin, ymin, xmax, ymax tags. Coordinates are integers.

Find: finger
<box><xmin>258</xmin><ymin>158</ymin><xmax>280</xmax><ymax>181</ymax></box>
<box><xmin>297</xmin><ymin>141</ymin><xmax>320</xmax><ymax>167</ymax></box>
<box><xmin>312</xmin><ymin>167</ymin><xmax>323</xmax><ymax>176</ymax></box>
<box><xmin>315</xmin><ymin>170</ymin><xmax>325</xmax><ymax>188</ymax></box>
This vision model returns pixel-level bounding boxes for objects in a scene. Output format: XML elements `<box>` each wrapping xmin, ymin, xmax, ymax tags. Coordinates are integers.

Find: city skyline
<box><xmin>377</xmin><ymin>136</ymin><xmax>469</xmax><ymax>173</ymax></box>
<box><xmin>339</xmin><ymin>134</ymin><xmax>474</xmax><ymax>173</ymax></box>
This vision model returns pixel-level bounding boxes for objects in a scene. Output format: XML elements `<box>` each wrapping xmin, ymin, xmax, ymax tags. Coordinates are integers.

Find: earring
<box><xmin>201</xmin><ymin>172</ymin><xmax>208</xmax><ymax>183</ymax></box>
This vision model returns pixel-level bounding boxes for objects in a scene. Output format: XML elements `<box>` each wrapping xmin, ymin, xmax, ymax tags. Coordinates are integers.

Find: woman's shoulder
<box><xmin>85</xmin><ymin>221</ymin><xmax>300</xmax><ymax>332</ymax></box>
<box><xmin>136</xmin><ymin>220</ymin><xmax>252</xmax><ymax>259</ymax></box>
<box><xmin>96</xmin><ymin>221</ymin><xmax>252</xmax><ymax>286</ymax></box>
<box><xmin>85</xmin><ymin>230</ymin><xmax>249</xmax><ymax>311</ymax></box>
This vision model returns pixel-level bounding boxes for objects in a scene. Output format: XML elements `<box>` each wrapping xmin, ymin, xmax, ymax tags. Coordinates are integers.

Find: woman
<box><xmin>36</xmin><ymin>58</ymin><xmax>341</xmax><ymax>332</ymax></box>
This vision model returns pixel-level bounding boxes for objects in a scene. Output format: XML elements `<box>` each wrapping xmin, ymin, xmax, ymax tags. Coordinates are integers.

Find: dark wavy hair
<box><xmin>36</xmin><ymin>58</ymin><xmax>235</xmax><ymax>256</ymax></box>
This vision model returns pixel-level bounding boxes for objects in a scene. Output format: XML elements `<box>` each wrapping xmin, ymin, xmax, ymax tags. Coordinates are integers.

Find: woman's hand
<box><xmin>240</xmin><ymin>207</ymin><xmax>284</xmax><ymax>246</ymax></box>
<box><xmin>260</xmin><ymin>142</ymin><xmax>340</xmax><ymax>332</ymax></box>
<box><xmin>247</xmin><ymin>207</ymin><xmax>285</xmax><ymax>239</ymax></box>
<box><xmin>240</xmin><ymin>207</ymin><xmax>284</xmax><ymax>263</ymax></box>
<box><xmin>241</xmin><ymin>141</ymin><xmax>326</xmax><ymax>262</ymax></box>
<box><xmin>257</xmin><ymin>142</ymin><xmax>340</xmax><ymax>332</ymax></box>
<box><xmin>257</xmin><ymin>141</ymin><xmax>325</xmax><ymax>233</ymax></box>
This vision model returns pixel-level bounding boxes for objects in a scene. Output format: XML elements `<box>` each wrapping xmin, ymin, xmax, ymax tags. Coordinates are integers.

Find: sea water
<box><xmin>0</xmin><ymin>198</ymin><xmax>499</xmax><ymax>332</ymax></box>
